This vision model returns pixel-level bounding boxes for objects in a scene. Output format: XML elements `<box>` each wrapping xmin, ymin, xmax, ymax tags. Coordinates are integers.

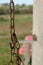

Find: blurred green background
<box><xmin>0</xmin><ymin>4</ymin><xmax>33</xmax><ymax>65</ymax></box>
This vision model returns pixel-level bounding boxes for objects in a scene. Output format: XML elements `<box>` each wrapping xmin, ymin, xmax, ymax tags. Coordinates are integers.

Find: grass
<box><xmin>0</xmin><ymin>14</ymin><xmax>32</xmax><ymax>37</ymax></box>
<box><xmin>0</xmin><ymin>14</ymin><xmax>32</xmax><ymax>65</ymax></box>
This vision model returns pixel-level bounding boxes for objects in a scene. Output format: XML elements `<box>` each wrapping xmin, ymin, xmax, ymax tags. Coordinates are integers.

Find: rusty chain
<box><xmin>8</xmin><ymin>0</ymin><xmax>24</xmax><ymax>65</ymax></box>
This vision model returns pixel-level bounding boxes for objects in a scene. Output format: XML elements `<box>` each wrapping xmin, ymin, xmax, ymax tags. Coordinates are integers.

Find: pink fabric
<box><xmin>19</xmin><ymin>44</ymin><xmax>25</xmax><ymax>55</ymax></box>
<box><xmin>19</xmin><ymin>36</ymin><xmax>32</xmax><ymax>55</ymax></box>
<box><xmin>25</xmin><ymin>36</ymin><xmax>33</xmax><ymax>41</ymax></box>
<box><xmin>25</xmin><ymin>36</ymin><xmax>32</xmax><ymax>55</ymax></box>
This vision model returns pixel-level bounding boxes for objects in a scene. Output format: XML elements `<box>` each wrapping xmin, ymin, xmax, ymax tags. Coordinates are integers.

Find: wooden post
<box><xmin>32</xmin><ymin>0</ymin><xmax>43</xmax><ymax>65</ymax></box>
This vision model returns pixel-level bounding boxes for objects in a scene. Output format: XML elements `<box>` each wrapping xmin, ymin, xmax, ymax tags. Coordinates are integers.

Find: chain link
<box><xmin>9</xmin><ymin>0</ymin><xmax>24</xmax><ymax>65</ymax></box>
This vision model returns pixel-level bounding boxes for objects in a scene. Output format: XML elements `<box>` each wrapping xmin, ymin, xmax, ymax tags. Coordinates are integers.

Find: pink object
<box><xmin>25</xmin><ymin>36</ymin><xmax>33</xmax><ymax>41</ymax></box>
<box><xmin>19</xmin><ymin>36</ymin><xmax>32</xmax><ymax>55</ymax></box>
<box><xmin>19</xmin><ymin>44</ymin><xmax>25</xmax><ymax>55</ymax></box>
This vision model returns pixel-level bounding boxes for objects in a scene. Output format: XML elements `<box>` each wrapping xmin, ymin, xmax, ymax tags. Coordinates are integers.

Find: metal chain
<box><xmin>9</xmin><ymin>0</ymin><xmax>24</xmax><ymax>65</ymax></box>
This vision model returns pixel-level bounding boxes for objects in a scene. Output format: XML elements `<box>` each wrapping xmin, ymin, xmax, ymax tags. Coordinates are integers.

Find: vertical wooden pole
<box><xmin>32</xmin><ymin>0</ymin><xmax>43</xmax><ymax>65</ymax></box>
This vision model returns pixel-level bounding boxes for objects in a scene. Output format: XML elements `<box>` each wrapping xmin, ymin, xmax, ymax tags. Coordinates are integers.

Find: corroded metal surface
<box><xmin>9</xmin><ymin>0</ymin><xmax>24</xmax><ymax>65</ymax></box>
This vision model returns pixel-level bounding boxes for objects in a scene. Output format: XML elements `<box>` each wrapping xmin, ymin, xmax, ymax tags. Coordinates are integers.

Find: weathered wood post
<box><xmin>32</xmin><ymin>0</ymin><xmax>43</xmax><ymax>65</ymax></box>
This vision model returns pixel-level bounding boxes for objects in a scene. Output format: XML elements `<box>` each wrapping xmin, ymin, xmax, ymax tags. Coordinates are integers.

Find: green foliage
<box><xmin>0</xmin><ymin>4</ymin><xmax>33</xmax><ymax>14</ymax></box>
<box><xmin>0</xmin><ymin>17</ymin><xmax>9</xmax><ymax>23</ymax></box>
<box><xmin>0</xmin><ymin>14</ymin><xmax>32</xmax><ymax>65</ymax></box>
<box><xmin>0</xmin><ymin>32</ymin><xmax>7</xmax><ymax>36</ymax></box>
<box><xmin>18</xmin><ymin>33</ymin><xmax>32</xmax><ymax>40</ymax></box>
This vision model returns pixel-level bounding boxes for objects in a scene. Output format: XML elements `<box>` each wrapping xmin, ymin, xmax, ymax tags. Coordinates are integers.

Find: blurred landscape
<box><xmin>0</xmin><ymin>4</ymin><xmax>33</xmax><ymax>14</ymax></box>
<box><xmin>0</xmin><ymin>4</ymin><xmax>33</xmax><ymax>65</ymax></box>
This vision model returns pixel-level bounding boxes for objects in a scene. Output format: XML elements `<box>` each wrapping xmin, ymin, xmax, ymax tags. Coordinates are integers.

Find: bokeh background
<box><xmin>0</xmin><ymin>0</ymin><xmax>33</xmax><ymax>65</ymax></box>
